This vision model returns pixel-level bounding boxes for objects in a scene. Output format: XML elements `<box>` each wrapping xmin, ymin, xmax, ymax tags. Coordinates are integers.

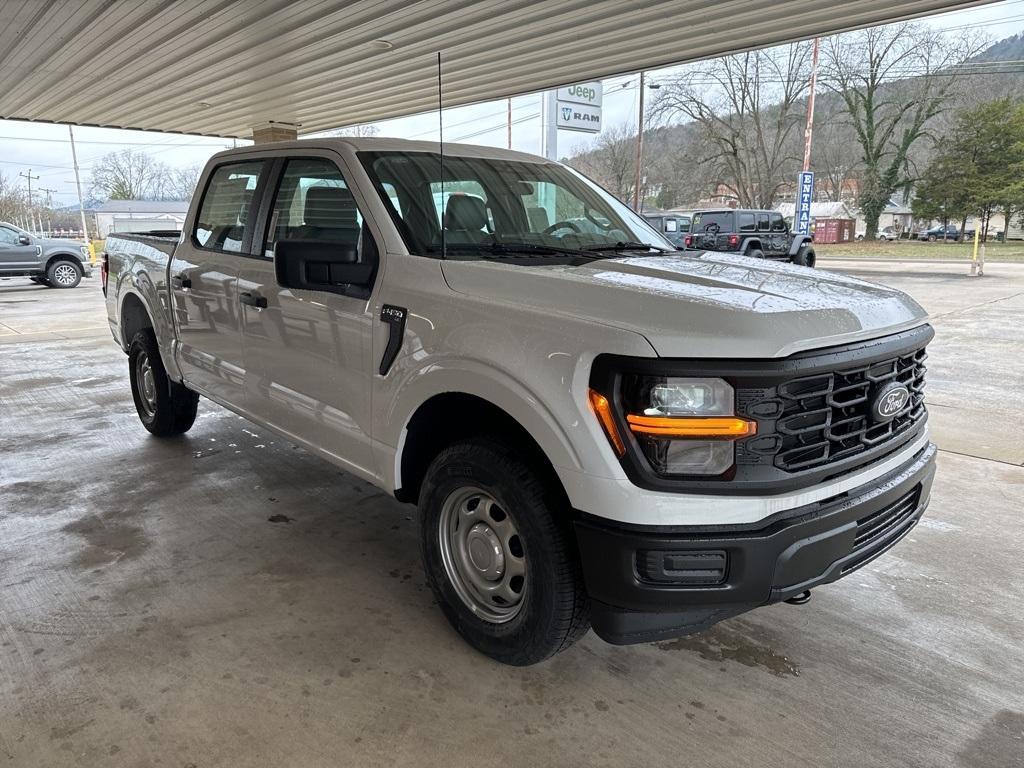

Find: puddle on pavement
<box><xmin>657</xmin><ymin>624</ymin><xmax>799</xmax><ymax>677</ymax></box>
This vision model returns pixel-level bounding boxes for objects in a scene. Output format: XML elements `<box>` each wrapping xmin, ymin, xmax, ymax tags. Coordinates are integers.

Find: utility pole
<box><xmin>633</xmin><ymin>71</ymin><xmax>646</xmax><ymax>211</ymax></box>
<box><xmin>19</xmin><ymin>169</ymin><xmax>40</xmax><ymax>234</ymax></box>
<box><xmin>68</xmin><ymin>125</ymin><xmax>91</xmax><ymax>244</ymax></box>
<box><xmin>39</xmin><ymin>188</ymin><xmax>57</xmax><ymax>236</ymax></box>
<box><xmin>39</xmin><ymin>187</ymin><xmax>57</xmax><ymax>207</ymax></box>
<box><xmin>802</xmin><ymin>37</ymin><xmax>821</xmax><ymax>173</ymax></box>
<box><xmin>632</xmin><ymin>73</ymin><xmax>659</xmax><ymax>212</ymax></box>
<box><xmin>507</xmin><ymin>98</ymin><xmax>512</xmax><ymax>149</ymax></box>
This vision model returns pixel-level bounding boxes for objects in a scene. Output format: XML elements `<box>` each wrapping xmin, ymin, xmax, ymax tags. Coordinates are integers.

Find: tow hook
<box><xmin>784</xmin><ymin>590</ymin><xmax>812</xmax><ymax>605</ymax></box>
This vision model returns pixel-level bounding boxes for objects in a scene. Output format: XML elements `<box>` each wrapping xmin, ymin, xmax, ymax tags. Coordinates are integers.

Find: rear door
<box><xmin>170</xmin><ymin>158</ymin><xmax>269</xmax><ymax>406</ymax></box>
<box><xmin>237</xmin><ymin>153</ymin><xmax>380</xmax><ymax>479</ymax></box>
<box><xmin>0</xmin><ymin>225</ymin><xmax>39</xmax><ymax>271</ymax></box>
<box><xmin>768</xmin><ymin>212</ymin><xmax>789</xmax><ymax>256</ymax></box>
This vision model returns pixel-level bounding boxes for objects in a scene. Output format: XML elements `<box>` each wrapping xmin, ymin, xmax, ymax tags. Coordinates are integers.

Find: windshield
<box><xmin>358</xmin><ymin>150</ymin><xmax>674</xmax><ymax>257</ymax></box>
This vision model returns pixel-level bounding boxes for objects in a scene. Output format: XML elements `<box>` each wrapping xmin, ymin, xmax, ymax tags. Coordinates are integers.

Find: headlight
<box><xmin>592</xmin><ymin>376</ymin><xmax>755</xmax><ymax>477</ymax></box>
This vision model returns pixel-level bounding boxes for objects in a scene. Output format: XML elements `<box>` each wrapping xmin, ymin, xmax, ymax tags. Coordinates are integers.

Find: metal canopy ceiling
<box><xmin>0</xmin><ymin>0</ymin><xmax>991</xmax><ymax>139</ymax></box>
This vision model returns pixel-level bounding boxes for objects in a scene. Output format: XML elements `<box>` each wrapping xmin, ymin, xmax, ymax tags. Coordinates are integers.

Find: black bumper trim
<box><xmin>574</xmin><ymin>443</ymin><xmax>937</xmax><ymax>645</ymax></box>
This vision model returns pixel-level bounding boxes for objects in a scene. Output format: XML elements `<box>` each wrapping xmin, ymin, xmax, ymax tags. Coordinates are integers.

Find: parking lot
<box><xmin>1</xmin><ymin>261</ymin><xmax>1022</xmax><ymax>768</ymax></box>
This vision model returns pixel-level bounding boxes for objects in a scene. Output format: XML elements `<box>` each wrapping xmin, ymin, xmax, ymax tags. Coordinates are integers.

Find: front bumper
<box><xmin>574</xmin><ymin>442</ymin><xmax>936</xmax><ymax>645</ymax></box>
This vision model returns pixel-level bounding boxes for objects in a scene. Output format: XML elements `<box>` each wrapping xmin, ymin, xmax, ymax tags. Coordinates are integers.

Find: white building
<box><xmin>94</xmin><ymin>200</ymin><xmax>190</xmax><ymax>238</ymax></box>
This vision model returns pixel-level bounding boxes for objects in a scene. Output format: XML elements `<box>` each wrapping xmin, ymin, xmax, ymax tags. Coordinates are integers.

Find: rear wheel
<box><xmin>128</xmin><ymin>329</ymin><xmax>199</xmax><ymax>436</ymax></box>
<box><xmin>46</xmin><ymin>259</ymin><xmax>82</xmax><ymax>288</ymax></box>
<box><xmin>419</xmin><ymin>439</ymin><xmax>590</xmax><ymax>665</ymax></box>
<box><xmin>793</xmin><ymin>245</ymin><xmax>816</xmax><ymax>268</ymax></box>
<box><xmin>745</xmin><ymin>247</ymin><xmax>764</xmax><ymax>259</ymax></box>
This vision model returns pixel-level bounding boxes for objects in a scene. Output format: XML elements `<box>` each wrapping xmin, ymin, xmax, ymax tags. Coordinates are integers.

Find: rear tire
<box><xmin>745</xmin><ymin>247</ymin><xmax>764</xmax><ymax>259</ymax></box>
<box><xmin>792</xmin><ymin>245</ymin><xmax>816</xmax><ymax>268</ymax></box>
<box><xmin>128</xmin><ymin>329</ymin><xmax>199</xmax><ymax>436</ymax></box>
<box><xmin>419</xmin><ymin>439</ymin><xmax>590</xmax><ymax>665</ymax></box>
<box><xmin>46</xmin><ymin>259</ymin><xmax>82</xmax><ymax>288</ymax></box>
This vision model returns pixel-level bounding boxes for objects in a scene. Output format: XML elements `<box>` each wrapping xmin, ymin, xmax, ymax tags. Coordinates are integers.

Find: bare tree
<box><xmin>90</xmin><ymin>148</ymin><xmax>169</xmax><ymax>200</ymax></box>
<box><xmin>813</xmin><ymin>110</ymin><xmax>862</xmax><ymax>202</ymax></box>
<box><xmin>0</xmin><ymin>171</ymin><xmax>29</xmax><ymax>222</ymax></box>
<box><xmin>565</xmin><ymin>122</ymin><xmax>638</xmax><ymax>202</ymax></box>
<box><xmin>326</xmin><ymin>124</ymin><xmax>380</xmax><ymax>138</ymax></box>
<box><xmin>822</xmin><ymin>23</ymin><xmax>983</xmax><ymax>237</ymax></box>
<box><xmin>164</xmin><ymin>165</ymin><xmax>202</xmax><ymax>201</ymax></box>
<box><xmin>651</xmin><ymin>43</ymin><xmax>812</xmax><ymax>208</ymax></box>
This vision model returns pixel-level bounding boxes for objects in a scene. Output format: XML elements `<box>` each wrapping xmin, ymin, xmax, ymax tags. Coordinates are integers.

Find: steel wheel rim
<box><xmin>438</xmin><ymin>487</ymin><xmax>527</xmax><ymax>624</ymax></box>
<box><xmin>53</xmin><ymin>264</ymin><xmax>77</xmax><ymax>285</ymax></box>
<box><xmin>135</xmin><ymin>351</ymin><xmax>158</xmax><ymax>417</ymax></box>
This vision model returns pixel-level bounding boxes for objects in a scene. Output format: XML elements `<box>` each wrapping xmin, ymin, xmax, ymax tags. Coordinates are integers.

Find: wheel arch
<box><xmin>120</xmin><ymin>292</ymin><xmax>154</xmax><ymax>352</ymax></box>
<box><xmin>393</xmin><ymin>391</ymin><xmax>574</xmax><ymax>508</ymax></box>
<box><xmin>788</xmin><ymin>234</ymin><xmax>813</xmax><ymax>256</ymax></box>
<box><xmin>44</xmin><ymin>251</ymin><xmax>85</xmax><ymax>272</ymax></box>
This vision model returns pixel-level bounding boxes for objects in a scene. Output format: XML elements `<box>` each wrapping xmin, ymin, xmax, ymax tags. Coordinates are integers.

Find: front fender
<box><xmin>789</xmin><ymin>234</ymin><xmax>813</xmax><ymax>256</ymax></box>
<box><xmin>380</xmin><ymin>358</ymin><xmax>588</xmax><ymax>493</ymax></box>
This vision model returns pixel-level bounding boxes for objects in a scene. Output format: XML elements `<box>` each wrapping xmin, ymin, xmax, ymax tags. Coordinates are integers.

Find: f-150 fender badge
<box><xmin>379</xmin><ymin>304</ymin><xmax>408</xmax><ymax>375</ymax></box>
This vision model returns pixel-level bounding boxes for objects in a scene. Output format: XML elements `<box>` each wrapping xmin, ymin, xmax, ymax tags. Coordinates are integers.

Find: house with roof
<box><xmin>94</xmin><ymin>200</ymin><xmax>190</xmax><ymax>238</ymax></box>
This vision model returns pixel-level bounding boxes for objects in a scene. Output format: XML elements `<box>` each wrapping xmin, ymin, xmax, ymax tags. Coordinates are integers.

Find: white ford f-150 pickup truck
<box><xmin>104</xmin><ymin>138</ymin><xmax>935</xmax><ymax>665</ymax></box>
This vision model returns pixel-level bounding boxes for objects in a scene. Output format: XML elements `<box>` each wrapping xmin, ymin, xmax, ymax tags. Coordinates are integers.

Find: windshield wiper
<box><xmin>438</xmin><ymin>241</ymin><xmax>589</xmax><ymax>258</ymax></box>
<box><xmin>583</xmin><ymin>241</ymin><xmax>672</xmax><ymax>254</ymax></box>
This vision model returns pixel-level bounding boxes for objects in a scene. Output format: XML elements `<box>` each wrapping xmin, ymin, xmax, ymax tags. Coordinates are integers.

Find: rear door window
<box><xmin>193</xmin><ymin>161</ymin><xmax>264</xmax><ymax>253</ymax></box>
<box><xmin>738</xmin><ymin>212</ymin><xmax>756</xmax><ymax>232</ymax></box>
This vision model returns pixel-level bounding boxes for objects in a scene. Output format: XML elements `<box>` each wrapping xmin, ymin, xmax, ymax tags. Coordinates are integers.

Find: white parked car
<box><xmin>103</xmin><ymin>138</ymin><xmax>936</xmax><ymax>665</ymax></box>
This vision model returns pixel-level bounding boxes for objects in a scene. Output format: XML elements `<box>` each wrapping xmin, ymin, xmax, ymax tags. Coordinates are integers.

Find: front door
<box><xmin>0</xmin><ymin>225</ymin><xmax>39</xmax><ymax>272</ymax></box>
<box><xmin>238</xmin><ymin>155</ymin><xmax>378</xmax><ymax>478</ymax></box>
<box><xmin>169</xmin><ymin>159</ymin><xmax>268</xmax><ymax>406</ymax></box>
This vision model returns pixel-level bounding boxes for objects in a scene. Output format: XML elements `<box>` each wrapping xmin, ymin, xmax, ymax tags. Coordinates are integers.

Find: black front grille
<box><xmin>853</xmin><ymin>487</ymin><xmax>921</xmax><ymax>550</ymax></box>
<box><xmin>767</xmin><ymin>347</ymin><xmax>927</xmax><ymax>473</ymax></box>
<box><xmin>839</xmin><ymin>486</ymin><xmax>922</xmax><ymax>575</ymax></box>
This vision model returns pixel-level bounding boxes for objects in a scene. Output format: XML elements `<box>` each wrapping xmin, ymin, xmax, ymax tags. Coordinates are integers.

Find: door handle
<box><xmin>239</xmin><ymin>291</ymin><xmax>268</xmax><ymax>309</ymax></box>
<box><xmin>171</xmin><ymin>274</ymin><xmax>192</xmax><ymax>289</ymax></box>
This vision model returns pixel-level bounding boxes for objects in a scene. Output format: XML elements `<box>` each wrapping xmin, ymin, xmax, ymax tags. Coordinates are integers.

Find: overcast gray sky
<box><xmin>1</xmin><ymin>0</ymin><xmax>1021</xmax><ymax>208</ymax></box>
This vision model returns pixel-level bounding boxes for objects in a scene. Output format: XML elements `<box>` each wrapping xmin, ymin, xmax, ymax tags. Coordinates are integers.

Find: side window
<box><xmin>738</xmin><ymin>212</ymin><xmax>756</xmax><ymax>232</ymax></box>
<box><xmin>665</xmin><ymin>218</ymin><xmax>678</xmax><ymax>233</ymax></box>
<box><xmin>770</xmin><ymin>213</ymin><xmax>786</xmax><ymax>232</ymax></box>
<box><xmin>757</xmin><ymin>212</ymin><xmax>770</xmax><ymax>232</ymax></box>
<box><xmin>264</xmin><ymin>157</ymin><xmax>370</xmax><ymax>261</ymax></box>
<box><xmin>194</xmin><ymin>161</ymin><xmax>263</xmax><ymax>252</ymax></box>
<box><xmin>0</xmin><ymin>226</ymin><xmax>19</xmax><ymax>245</ymax></box>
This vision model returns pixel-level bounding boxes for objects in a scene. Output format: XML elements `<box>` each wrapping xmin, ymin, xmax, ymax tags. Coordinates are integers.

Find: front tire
<box><xmin>792</xmin><ymin>245</ymin><xmax>816</xmax><ymax>268</ymax></box>
<box><xmin>128</xmin><ymin>329</ymin><xmax>199</xmax><ymax>436</ymax></box>
<box><xmin>46</xmin><ymin>259</ymin><xmax>82</xmax><ymax>288</ymax></box>
<box><xmin>419</xmin><ymin>440</ymin><xmax>590</xmax><ymax>665</ymax></box>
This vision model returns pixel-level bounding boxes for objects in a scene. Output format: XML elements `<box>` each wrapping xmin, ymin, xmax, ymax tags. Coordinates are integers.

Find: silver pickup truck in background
<box><xmin>0</xmin><ymin>221</ymin><xmax>93</xmax><ymax>287</ymax></box>
<box><xmin>103</xmin><ymin>138</ymin><xmax>936</xmax><ymax>666</ymax></box>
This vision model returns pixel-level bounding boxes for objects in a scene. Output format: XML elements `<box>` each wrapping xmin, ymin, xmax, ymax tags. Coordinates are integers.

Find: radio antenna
<box><xmin>437</xmin><ymin>51</ymin><xmax>446</xmax><ymax>260</ymax></box>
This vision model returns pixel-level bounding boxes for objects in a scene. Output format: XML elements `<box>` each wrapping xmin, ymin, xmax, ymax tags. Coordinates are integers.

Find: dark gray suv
<box><xmin>0</xmin><ymin>222</ymin><xmax>93</xmax><ymax>288</ymax></box>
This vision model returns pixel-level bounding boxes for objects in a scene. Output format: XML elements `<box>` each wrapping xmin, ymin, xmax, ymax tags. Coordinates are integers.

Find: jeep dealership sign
<box><xmin>555</xmin><ymin>81</ymin><xmax>602</xmax><ymax>133</ymax></box>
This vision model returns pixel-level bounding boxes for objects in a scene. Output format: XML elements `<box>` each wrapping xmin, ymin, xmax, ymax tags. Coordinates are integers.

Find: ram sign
<box><xmin>555</xmin><ymin>81</ymin><xmax>603</xmax><ymax>134</ymax></box>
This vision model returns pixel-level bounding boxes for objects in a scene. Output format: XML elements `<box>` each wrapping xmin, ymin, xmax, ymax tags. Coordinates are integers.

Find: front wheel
<box><xmin>128</xmin><ymin>329</ymin><xmax>199</xmax><ymax>436</ymax></box>
<box><xmin>46</xmin><ymin>259</ymin><xmax>82</xmax><ymax>288</ymax></box>
<box><xmin>792</xmin><ymin>245</ymin><xmax>816</xmax><ymax>268</ymax></box>
<box><xmin>419</xmin><ymin>440</ymin><xmax>590</xmax><ymax>665</ymax></box>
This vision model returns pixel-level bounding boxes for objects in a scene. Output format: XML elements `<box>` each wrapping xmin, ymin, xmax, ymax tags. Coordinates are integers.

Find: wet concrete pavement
<box><xmin>1</xmin><ymin>264</ymin><xmax>1022</xmax><ymax>767</ymax></box>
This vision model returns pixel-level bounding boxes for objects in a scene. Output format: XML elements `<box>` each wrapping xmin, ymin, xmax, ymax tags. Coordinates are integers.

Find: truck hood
<box><xmin>440</xmin><ymin>252</ymin><xmax>928</xmax><ymax>358</ymax></box>
<box><xmin>40</xmin><ymin>237</ymin><xmax>85</xmax><ymax>249</ymax></box>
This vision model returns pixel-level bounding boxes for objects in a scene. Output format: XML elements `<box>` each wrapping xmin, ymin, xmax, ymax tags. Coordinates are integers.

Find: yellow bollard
<box><xmin>970</xmin><ymin>228</ymin><xmax>980</xmax><ymax>276</ymax></box>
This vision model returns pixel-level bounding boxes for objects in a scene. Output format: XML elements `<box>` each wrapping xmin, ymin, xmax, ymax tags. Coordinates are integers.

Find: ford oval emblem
<box><xmin>871</xmin><ymin>382</ymin><xmax>910</xmax><ymax>423</ymax></box>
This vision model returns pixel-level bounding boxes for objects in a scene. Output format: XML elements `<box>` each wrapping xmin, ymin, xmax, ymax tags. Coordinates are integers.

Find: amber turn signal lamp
<box><xmin>588</xmin><ymin>389</ymin><xmax>626</xmax><ymax>457</ymax></box>
<box><xmin>625</xmin><ymin>414</ymin><xmax>756</xmax><ymax>439</ymax></box>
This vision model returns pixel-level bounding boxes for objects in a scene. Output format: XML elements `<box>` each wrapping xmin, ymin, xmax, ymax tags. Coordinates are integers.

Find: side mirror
<box><xmin>18</xmin><ymin>234</ymin><xmax>31</xmax><ymax>245</ymax></box>
<box><xmin>275</xmin><ymin>239</ymin><xmax>373</xmax><ymax>297</ymax></box>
